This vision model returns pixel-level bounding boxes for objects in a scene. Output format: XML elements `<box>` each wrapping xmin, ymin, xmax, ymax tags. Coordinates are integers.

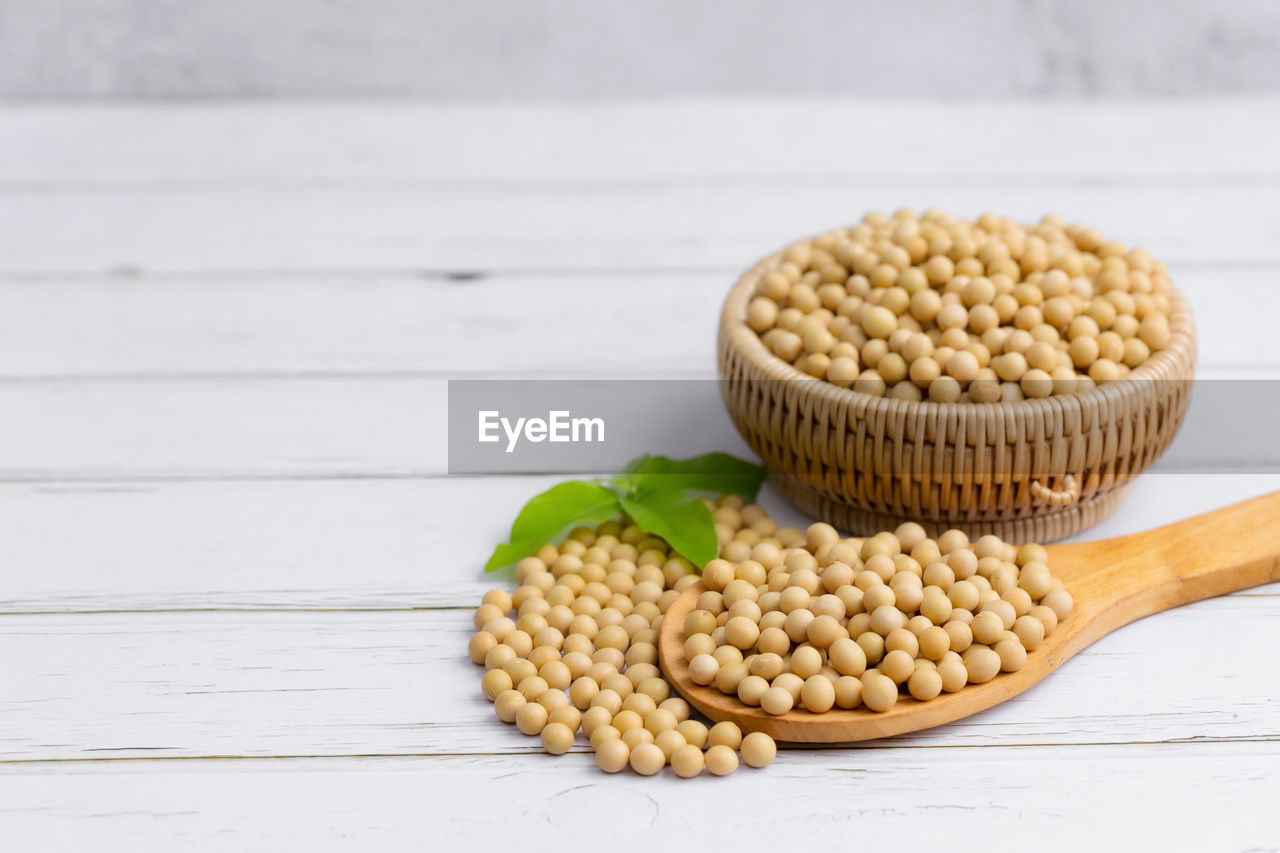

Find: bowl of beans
<box><xmin>717</xmin><ymin>210</ymin><xmax>1196</xmax><ymax>542</ymax></box>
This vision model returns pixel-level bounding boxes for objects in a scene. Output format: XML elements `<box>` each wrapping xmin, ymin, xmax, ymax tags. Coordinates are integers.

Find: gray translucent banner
<box><xmin>448</xmin><ymin>379</ymin><xmax>1278</xmax><ymax>476</ymax></box>
<box><xmin>449</xmin><ymin>380</ymin><xmax>754</xmax><ymax>474</ymax></box>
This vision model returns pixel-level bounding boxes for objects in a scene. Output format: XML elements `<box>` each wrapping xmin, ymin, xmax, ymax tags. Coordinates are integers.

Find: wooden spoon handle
<box><xmin>1050</xmin><ymin>490</ymin><xmax>1280</xmax><ymax>640</ymax></box>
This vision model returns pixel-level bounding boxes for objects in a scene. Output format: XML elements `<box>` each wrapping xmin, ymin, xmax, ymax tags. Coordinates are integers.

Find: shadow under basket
<box><xmin>718</xmin><ymin>253</ymin><xmax>1197</xmax><ymax>544</ymax></box>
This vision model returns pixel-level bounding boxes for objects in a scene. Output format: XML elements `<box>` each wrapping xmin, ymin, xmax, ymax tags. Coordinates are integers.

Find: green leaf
<box><xmin>616</xmin><ymin>452</ymin><xmax>765</xmax><ymax>501</ymax></box>
<box><xmin>484</xmin><ymin>481</ymin><xmax>621</xmax><ymax>572</ymax></box>
<box><xmin>619</xmin><ymin>486</ymin><xmax>719</xmax><ymax>569</ymax></box>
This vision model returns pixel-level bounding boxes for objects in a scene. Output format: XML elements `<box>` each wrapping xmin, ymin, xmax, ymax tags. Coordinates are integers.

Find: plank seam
<box><xmin>2</xmin><ymin>736</ymin><xmax>1277</xmax><ymax>767</ymax></box>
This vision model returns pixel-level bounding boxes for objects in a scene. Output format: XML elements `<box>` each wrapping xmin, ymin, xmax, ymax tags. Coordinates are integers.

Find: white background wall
<box><xmin>2</xmin><ymin>0</ymin><xmax>1279</xmax><ymax>99</ymax></box>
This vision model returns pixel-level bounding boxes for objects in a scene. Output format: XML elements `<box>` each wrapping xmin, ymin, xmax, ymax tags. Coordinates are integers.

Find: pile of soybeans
<box><xmin>684</xmin><ymin>503</ymin><xmax>1073</xmax><ymax>714</ymax></box>
<box><xmin>747</xmin><ymin>210</ymin><xmax>1174</xmax><ymax>402</ymax></box>
<box><xmin>469</xmin><ymin>495</ymin><xmax>1072</xmax><ymax>777</ymax></box>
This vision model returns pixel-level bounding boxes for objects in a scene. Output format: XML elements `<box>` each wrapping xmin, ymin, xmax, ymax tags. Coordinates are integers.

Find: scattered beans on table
<box><xmin>469</xmin><ymin>497</ymin><xmax>1073</xmax><ymax>777</ymax></box>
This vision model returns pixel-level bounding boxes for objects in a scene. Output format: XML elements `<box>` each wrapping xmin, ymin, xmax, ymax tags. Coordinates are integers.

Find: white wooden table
<box><xmin>2</xmin><ymin>100</ymin><xmax>1279</xmax><ymax>850</ymax></box>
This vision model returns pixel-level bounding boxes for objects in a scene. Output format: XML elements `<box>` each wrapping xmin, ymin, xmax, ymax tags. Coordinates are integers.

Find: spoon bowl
<box><xmin>659</xmin><ymin>491</ymin><xmax>1280</xmax><ymax>742</ymax></box>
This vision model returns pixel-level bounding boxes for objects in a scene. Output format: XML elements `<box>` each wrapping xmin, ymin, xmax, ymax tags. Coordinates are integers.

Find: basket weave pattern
<box><xmin>718</xmin><ymin>251</ymin><xmax>1197</xmax><ymax>542</ymax></box>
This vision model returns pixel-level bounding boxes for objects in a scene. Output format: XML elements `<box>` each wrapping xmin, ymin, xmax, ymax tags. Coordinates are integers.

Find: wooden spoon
<box><xmin>659</xmin><ymin>491</ymin><xmax>1280</xmax><ymax>743</ymax></box>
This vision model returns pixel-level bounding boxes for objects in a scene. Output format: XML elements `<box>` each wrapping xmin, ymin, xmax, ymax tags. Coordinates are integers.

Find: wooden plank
<box><xmin>0</xmin><ymin>371</ymin><xmax>1270</xmax><ymax>481</ymax></box>
<box><xmin>0</xmin><ymin>604</ymin><xmax>1276</xmax><ymax>762</ymax></box>
<box><xmin>0</xmin><ymin>183</ymin><xmax>1277</xmax><ymax>275</ymax></box>
<box><xmin>0</xmin><ymin>376</ymin><xmax>762</xmax><ymax>479</ymax></box>
<box><xmin>5</xmin><ymin>100</ymin><xmax>1280</xmax><ymax>184</ymax></box>
<box><xmin>3</xmin><ymin>744</ymin><xmax>1277</xmax><ymax>850</ymax></box>
<box><xmin>0</xmin><ymin>474</ymin><xmax>568</xmax><ymax>612</ymax></box>
<box><xmin>3</xmin><ymin>474</ymin><xmax>1279</xmax><ymax>614</ymax></box>
<box><xmin>0</xmin><ymin>377</ymin><xmax>450</xmax><ymax>480</ymax></box>
<box><xmin>1</xmin><ymin>600</ymin><xmax>1278</xmax><ymax>764</ymax></box>
<box><xmin>0</xmin><ymin>267</ymin><xmax>1270</xmax><ymax>378</ymax></box>
<box><xmin>0</xmin><ymin>273</ymin><xmax>726</xmax><ymax>378</ymax></box>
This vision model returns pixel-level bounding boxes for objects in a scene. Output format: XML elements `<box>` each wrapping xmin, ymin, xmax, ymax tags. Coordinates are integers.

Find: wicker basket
<box><xmin>718</xmin><ymin>244</ymin><xmax>1197</xmax><ymax>543</ymax></box>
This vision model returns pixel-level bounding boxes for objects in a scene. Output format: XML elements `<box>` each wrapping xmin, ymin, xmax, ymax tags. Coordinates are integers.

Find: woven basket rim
<box><xmin>721</xmin><ymin>244</ymin><xmax>1197</xmax><ymax>419</ymax></box>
